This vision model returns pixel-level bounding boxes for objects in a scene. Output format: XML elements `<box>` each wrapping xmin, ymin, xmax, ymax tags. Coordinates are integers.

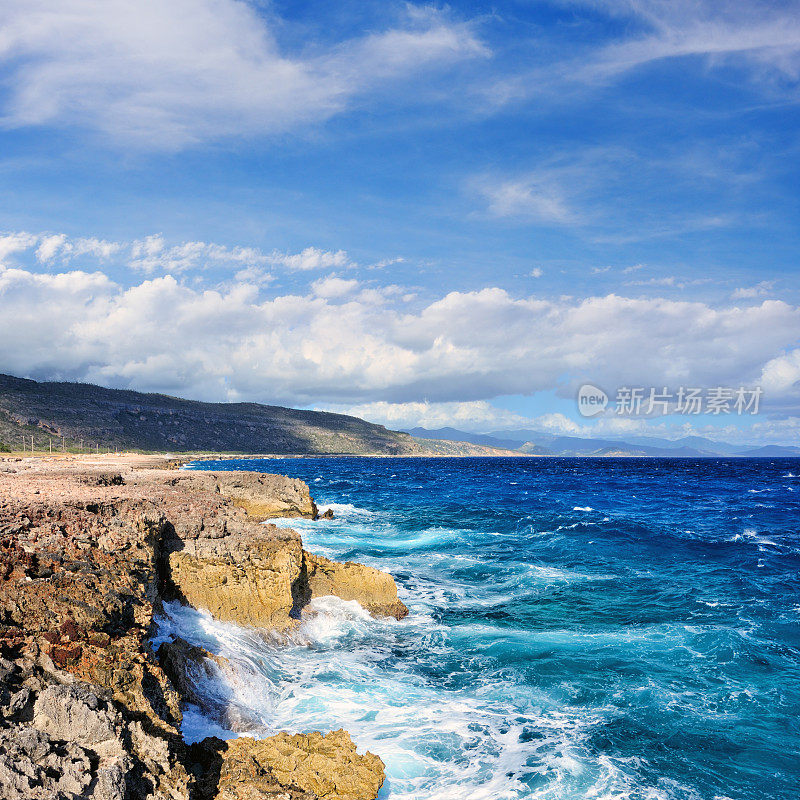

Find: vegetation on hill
<box><xmin>0</xmin><ymin>374</ymin><xmax>510</xmax><ymax>456</ymax></box>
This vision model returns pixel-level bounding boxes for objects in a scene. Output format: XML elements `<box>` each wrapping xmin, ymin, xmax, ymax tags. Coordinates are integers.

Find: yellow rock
<box><xmin>305</xmin><ymin>553</ymin><xmax>408</xmax><ymax>620</ymax></box>
<box><xmin>216</xmin><ymin>730</ymin><xmax>385</xmax><ymax>800</ymax></box>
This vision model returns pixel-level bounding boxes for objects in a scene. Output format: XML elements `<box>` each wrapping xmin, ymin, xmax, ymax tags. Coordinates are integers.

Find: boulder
<box><xmin>305</xmin><ymin>553</ymin><xmax>408</xmax><ymax>620</ymax></box>
<box><xmin>167</xmin><ymin>533</ymin><xmax>307</xmax><ymax>630</ymax></box>
<box><xmin>214</xmin><ymin>729</ymin><xmax>385</xmax><ymax>800</ymax></box>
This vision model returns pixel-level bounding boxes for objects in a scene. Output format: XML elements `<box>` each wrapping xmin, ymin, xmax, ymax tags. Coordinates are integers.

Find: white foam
<box><xmin>572</xmin><ymin>506</ymin><xmax>594</xmax><ymax>512</ymax></box>
<box><xmin>318</xmin><ymin>502</ymin><xmax>377</xmax><ymax>517</ymax></box>
<box><xmin>153</xmin><ymin>597</ymin><xmax>661</xmax><ymax>799</ymax></box>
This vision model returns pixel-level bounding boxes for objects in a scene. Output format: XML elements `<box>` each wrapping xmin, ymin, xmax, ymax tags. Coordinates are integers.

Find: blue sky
<box><xmin>1</xmin><ymin>0</ymin><xmax>799</xmax><ymax>444</ymax></box>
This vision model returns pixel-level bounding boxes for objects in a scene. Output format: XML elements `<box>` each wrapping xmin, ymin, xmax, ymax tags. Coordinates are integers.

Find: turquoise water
<box><xmin>166</xmin><ymin>457</ymin><xmax>800</xmax><ymax>799</ymax></box>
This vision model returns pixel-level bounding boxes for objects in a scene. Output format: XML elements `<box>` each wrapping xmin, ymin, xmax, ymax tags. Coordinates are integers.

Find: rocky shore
<box><xmin>0</xmin><ymin>454</ymin><xmax>407</xmax><ymax>799</ymax></box>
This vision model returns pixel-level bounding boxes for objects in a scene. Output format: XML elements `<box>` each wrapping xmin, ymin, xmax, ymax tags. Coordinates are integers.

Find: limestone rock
<box><xmin>214</xmin><ymin>729</ymin><xmax>385</xmax><ymax>800</ymax></box>
<box><xmin>305</xmin><ymin>553</ymin><xmax>408</xmax><ymax>620</ymax></box>
<box><xmin>0</xmin><ymin>726</ymin><xmax>93</xmax><ymax>800</ymax></box>
<box><xmin>33</xmin><ymin>683</ymin><xmax>125</xmax><ymax>758</ymax></box>
<box><xmin>167</xmin><ymin>532</ymin><xmax>307</xmax><ymax>630</ymax></box>
<box><xmin>0</xmin><ymin>457</ymin><xmax>401</xmax><ymax>800</ymax></box>
<box><xmin>172</xmin><ymin>471</ymin><xmax>318</xmax><ymax>520</ymax></box>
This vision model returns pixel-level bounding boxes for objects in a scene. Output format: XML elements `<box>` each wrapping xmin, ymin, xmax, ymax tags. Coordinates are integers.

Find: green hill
<box><xmin>0</xmin><ymin>374</ymin><xmax>510</xmax><ymax>456</ymax></box>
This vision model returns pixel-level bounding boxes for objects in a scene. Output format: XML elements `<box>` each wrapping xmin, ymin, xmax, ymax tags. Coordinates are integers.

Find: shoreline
<box><xmin>0</xmin><ymin>453</ymin><xmax>402</xmax><ymax>800</ymax></box>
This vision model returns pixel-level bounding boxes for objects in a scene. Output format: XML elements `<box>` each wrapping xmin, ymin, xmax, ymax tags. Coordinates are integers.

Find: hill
<box><xmin>0</xmin><ymin>374</ymin><xmax>512</xmax><ymax>456</ymax></box>
<box><xmin>407</xmin><ymin>426</ymin><xmax>797</xmax><ymax>458</ymax></box>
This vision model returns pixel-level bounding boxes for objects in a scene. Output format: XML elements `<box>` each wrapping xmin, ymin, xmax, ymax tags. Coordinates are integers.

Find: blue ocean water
<box><xmin>170</xmin><ymin>457</ymin><xmax>800</xmax><ymax>800</ymax></box>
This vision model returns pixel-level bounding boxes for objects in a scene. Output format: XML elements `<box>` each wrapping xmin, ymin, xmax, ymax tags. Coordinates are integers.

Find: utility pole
<box><xmin>49</xmin><ymin>438</ymin><xmax>52</xmax><ymax>454</ymax></box>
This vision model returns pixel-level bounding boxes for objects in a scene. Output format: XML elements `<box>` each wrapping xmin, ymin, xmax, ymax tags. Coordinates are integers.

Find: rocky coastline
<box><xmin>0</xmin><ymin>454</ymin><xmax>407</xmax><ymax>799</ymax></box>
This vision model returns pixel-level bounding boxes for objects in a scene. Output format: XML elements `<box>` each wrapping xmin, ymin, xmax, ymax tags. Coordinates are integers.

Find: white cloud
<box><xmin>0</xmin><ymin>230</ymin><xmax>357</xmax><ymax>277</ymax></box>
<box><xmin>759</xmin><ymin>349</ymin><xmax>800</xmax><ymax>395</ymax></box>
<box><xmin>272</xmin><ymin>247</ymin><xmax>352</xmax><ymax>272</ymax></box>
<box><xmin>0</xmin><ymin>232</ymin><xmax>39</xmax><ymax>263</ymax></box>
<box><xmin>129</xmin><ymin>238</ymin><xmax>266</xmax><ymax>275</ymax></box>
<box><xmin>311</xmin><ymin>275</ymin><xmax>359</xmax><ymax>299</ymax></box>
<box><xmin>529</xmin><ymin>268</ymin><xmax>544</xmax><ymax>278</ymax></box>
<box><xmin>322</xmin><ymin>400</ymin><xmax>529</xmax><ymax>431</ymax></box>
<box><xmin>625</xmin><ymin>276</ymin><xmax>675</xmax><ymax>287</ymax></box>
<box><xmin>732</xmin><ymin>281</ymin><xmax>774</xmax><ymax>299</ymax></box>
<box><xmin>0</xmin><ymin>1</ymin><xmax>486</xmax><ymax>149</ymax></box>
<box><xmin>479</xmin><ymin>174</ymin><xmax>575</xmax><ymax>223</ymax></box>
<box><xmin>34</xmin><ymin>233</ymin><xmax>122</xmax><ymax>263</ymax></box>
<box><xmin>584</xmin><ymin>0</ymin><xmax>800</xmax><ymax>82</ymax></box>
<box><xmin>2</xmin><ymin>261</ymin><xmax>800</xmax><ymax>413</ymax></box>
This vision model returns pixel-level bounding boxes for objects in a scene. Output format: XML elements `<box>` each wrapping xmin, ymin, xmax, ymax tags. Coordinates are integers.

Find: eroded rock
<box><xmin>212</xmin><ymin>729</ymin><xmax>385</xmax><ymax>800</ymax></box>
<box><xmin>305</xmin><ymin>553</ymin><xmax>408</xmax><ymax>620</ymax></box>
<box><xmin>0</xmin><ymin>458</ymin><xmax>401</xmax><ymax>800</ymax></box>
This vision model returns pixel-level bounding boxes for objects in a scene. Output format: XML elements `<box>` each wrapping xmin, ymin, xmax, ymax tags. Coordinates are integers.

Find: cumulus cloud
<box><xmin>0</xmin><ymin>232</ymin><xmax>39</xmax><ymax>263</ymax></box>
<box><xmin>311</xmin><ymin>275</ymin><xmax>360</xmax><ymax>298</ymax></box>
<box><xmin>2</xmin><ymin>263</ymin><xmax>800</xmax><ymax>414</ymax></box>
<box><xmin>0</xmin><ymin>0</ymin><xmax>486</xmax><ymax>149</ymax></box>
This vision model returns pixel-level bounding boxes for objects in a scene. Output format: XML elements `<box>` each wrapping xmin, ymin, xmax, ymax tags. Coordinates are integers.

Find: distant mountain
<box><xmin>613</xmin><ymin>435</ymin><xmax>743</xmax><ymax>456</ymax></box>
<box><xmin>735</xmin><ymin>445</ymin><xmax>800</xmax><ymax>457</ymax></box>
<box><xmin>404</xmin><ymin>427</ymin><xmax>524</xmax><ymax>450</ymax></box>
<box><xmin>409</xmin><ymin>426</ymin><xmax>798</xmax><ymax>458</ymax></box>
<box><xmin>0</xmin><ymin>374</ymin><xmax>511</xmax><ymax>456</ymax></box>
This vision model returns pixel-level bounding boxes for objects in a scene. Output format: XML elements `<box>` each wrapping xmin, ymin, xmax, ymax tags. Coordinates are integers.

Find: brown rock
<box><xmin>0</xmin><ymin>456</ymin><xmax>403</xmax><ymax>800</ymax></box>
<box><xmin>305</xmin><ymin>553</ymin><xmax>408</xmax><ymax>620</ymax></box>
<box><xmin>172</xmin><ymin>471</ymin><xmax>318</xmax><ymax>520</ymax></box>
<box><xmin>50</xmin><ymin>644</ymin><xmax>82</xmax><ymax>667</ymax></box>
<box><xmin>215</xmin><ymin>729</ymin><xmax>384</xmax><ymax>800</ymax></box>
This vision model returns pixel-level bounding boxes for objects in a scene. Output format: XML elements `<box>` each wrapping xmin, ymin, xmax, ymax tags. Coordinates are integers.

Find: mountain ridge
<box><xmin>405</xmin><ymin>426</ymin><xmax>800</xmax><ymax>458</ymax></box>
<box><xmin>0</xmin><ymin>374</ymin><xmax>512</xmax><ymax>456</ymax></box>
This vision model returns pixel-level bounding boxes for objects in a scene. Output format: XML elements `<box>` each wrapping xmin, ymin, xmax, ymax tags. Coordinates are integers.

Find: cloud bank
<box><xmin>2</xmin><ymin>241</ymin><xmax>798</xmax><ymax>416</ymax></box>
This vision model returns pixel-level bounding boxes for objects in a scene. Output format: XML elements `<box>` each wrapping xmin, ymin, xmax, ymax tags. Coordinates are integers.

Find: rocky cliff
<box><xmin>0</xmin><ymin>455</ymin><xmax>404</xmax><ymax>800</ymax></box>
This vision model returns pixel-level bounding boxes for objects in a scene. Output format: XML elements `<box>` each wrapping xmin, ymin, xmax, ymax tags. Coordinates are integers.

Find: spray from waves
<box><xmin>153</xmin><ymin>597</ymin><xmax>661</xmax><ymax>800</ymax></box>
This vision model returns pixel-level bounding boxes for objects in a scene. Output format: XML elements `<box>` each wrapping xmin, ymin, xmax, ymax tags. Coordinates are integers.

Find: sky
<box><xmin>1</xmin><ymin>0</ymin><xmax>799</xmax><ymax>445</ymax></box>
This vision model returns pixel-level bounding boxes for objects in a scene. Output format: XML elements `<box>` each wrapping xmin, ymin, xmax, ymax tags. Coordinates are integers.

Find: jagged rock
<box><xmin>157</xmin><ymin>637</ymin><xmax>225</xmax><ymax>707</ymax></box>
<box><xmin>0</xmin><ymin>726</ymin><xmax>93</xmax><ymax>799</ymax></box>
<box><xmin>320</xmin><ymin>508</ymin><xmax>334</xmax><ymax>520</ymax></box>
<box><xmin>213</xmin><ymin>729</ymin><xmax>385</xmax><ymax>800</ymax></box>
<box><xmin>33</xmin><ymin>683</ymin><xmax>126</xmax><ymax>758</ymax></box>
<box><xmin>0</xmin><ymin>458</ymin><xmax>403</xmax><ymax>800</ymax></box>
<box><xmin>305</xmin><ymin>553</ymin><xmax>408</xmax><ymax>620</ymax></box>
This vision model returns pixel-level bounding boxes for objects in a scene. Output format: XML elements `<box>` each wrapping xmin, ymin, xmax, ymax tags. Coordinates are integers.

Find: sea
<box><xmin>155</xmin><ymin>457</ymin><xmax>800</xmax><ymax>800</ymax></box>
